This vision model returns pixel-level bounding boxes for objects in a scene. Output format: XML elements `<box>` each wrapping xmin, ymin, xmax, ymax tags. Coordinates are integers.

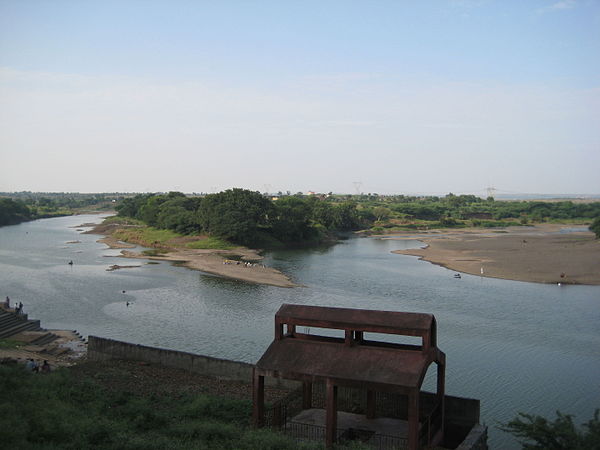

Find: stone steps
<box><xmin>0</xmin><ymin>319</ymin><xmax>42</xmax><ymax>339</ymax></box>
<box><xmin>30</xmin><ymin>332</ymin><xmax>60</xmax><ymax>346</ymax></box>
<box><xmin>0</xmin><ymin>309</ymin><xmax>44</xmax><ymax>339</ymax></box>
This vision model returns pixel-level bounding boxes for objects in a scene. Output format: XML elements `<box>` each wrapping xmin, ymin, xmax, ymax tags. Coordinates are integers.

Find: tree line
<box><xmin>0</xmin><ymin>193</ymin><xmax>122</xmax><ymax>226</ymax></box>
<box><xmin>2</xmin><ymin>190</ymin><xmax>599</xmax><ymax>240</ymax></box>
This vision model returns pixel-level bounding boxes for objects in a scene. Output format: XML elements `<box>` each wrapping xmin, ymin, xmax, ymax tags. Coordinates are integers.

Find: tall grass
<box><xmin>1</xmin><ymin>364</ymin><xmax>360</xmax><ymax>449</ymax></box>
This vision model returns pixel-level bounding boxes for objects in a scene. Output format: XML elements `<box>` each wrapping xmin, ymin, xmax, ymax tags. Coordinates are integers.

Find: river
<box><xmin>1</xmin><ymin>214</ymin><xmax>598</xmax><ymax>448</ymax></box>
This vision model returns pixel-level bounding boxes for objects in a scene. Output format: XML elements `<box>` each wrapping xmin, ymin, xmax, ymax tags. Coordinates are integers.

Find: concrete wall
<box><xmin>87</xmin><ymin>336</ymin><xmax>297</xmax><ymax>389</ymax></box>
<box><xmin>456</xmin><ymin>424</ymin><xmax>488</xmax><ymax>450</ymax></box>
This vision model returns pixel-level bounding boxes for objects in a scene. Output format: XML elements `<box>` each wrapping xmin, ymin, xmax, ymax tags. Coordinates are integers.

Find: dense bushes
<box><xmin>0</xmin><ymin>198</ymin><xmax>32</xmax><ymax>225</ymax></box>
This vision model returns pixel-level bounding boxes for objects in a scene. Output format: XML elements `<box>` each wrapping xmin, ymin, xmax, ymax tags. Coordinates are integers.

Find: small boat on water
<box><xmin>454</xmin><ymin>273</ymin><xmax>461</xmax><ymax>279</ymax></box>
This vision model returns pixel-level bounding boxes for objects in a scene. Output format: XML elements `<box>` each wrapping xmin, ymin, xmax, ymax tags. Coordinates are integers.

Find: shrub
<box><xmin>590</xmin><ymin>217</ymin><xmax>600</xmax><ymax>239</ymax></box>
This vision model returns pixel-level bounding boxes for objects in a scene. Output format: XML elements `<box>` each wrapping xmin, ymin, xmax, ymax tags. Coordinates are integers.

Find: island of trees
<box><xmin>2</xmin><ymin>190</ymin><xmax>600</xmax><ymax>244</ymax></box>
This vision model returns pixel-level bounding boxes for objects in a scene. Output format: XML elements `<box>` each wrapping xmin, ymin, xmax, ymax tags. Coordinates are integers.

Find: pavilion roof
<box><xmin>256</xmin><ymin>337</ymin><xmax>430</xmax><ymax>390</ymax></box>
<box><xmin>276</xmin><ymin>304</ymin><xmax>435</xmax><ymax>337</ymax></box>
<box><xmin>256</xmin><ymin>304</ymin><xmax>443</xmax><ymax>391</ymax></box>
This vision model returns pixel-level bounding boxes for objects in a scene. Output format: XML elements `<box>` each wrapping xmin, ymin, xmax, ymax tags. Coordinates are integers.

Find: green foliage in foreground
<box><xmin>500</xmin><ymin>409</ymin><xmax>600</xmax><ymax>450</ymax></box>
<box><xmin>0</xmin><ymin>363</ymin><xmax>336</xmax><ymax>450</ymax></box>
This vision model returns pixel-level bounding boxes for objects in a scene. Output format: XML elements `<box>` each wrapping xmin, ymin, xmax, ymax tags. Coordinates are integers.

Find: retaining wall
<box><xmin>87</xmin><ymin>336</ymin><xmax>297</xmax><ymax>389</ymax></box>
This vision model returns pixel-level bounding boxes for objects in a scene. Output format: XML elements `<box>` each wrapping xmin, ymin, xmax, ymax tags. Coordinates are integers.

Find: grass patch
<box><xmin>0</xmin><ymin>363</ymin><xmax>341</xmax><ymax>450</ymax></box>
<box><xmin>0</xmin><ymin>339</ymin><xmax>21</xmax><ymax>349</ymax></box>
<box><xmin>186</xmin><ymin>237</ymin><xmax>236</xmax><ymax>250</ymax></box>
<box><xmin>112</xmin><ymin>227</ymin><xmax>180</xmax><ymax>248</ymax></box>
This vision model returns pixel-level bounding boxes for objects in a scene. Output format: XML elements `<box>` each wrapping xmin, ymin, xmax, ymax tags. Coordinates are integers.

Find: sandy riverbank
<box><xmin>86</xmin><ymin>222</ymin><xmax>298</xmax><ymax>288</ymax></box>
<box><xmin>389</xmin><ymin>224</ymin><xmax>600</xmax><ymax>285</ymax></box>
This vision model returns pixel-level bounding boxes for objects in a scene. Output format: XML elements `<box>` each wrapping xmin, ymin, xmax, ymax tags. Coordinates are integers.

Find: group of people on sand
<box><xmin>25</xmin><ymin>358</ymin><xmax>51</xmax><ymax>373</ymax></box>
<box><xmin>222</xmin><ymin>260</ymin><xmax>265</xmax><ymax>268</ymax></box>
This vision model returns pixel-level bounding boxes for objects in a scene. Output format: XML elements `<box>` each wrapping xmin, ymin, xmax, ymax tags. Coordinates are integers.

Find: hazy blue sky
<box><xmin>1</xmin><ymin>0</ymin><xmax>599</xmax><ymax>195</ymax></box>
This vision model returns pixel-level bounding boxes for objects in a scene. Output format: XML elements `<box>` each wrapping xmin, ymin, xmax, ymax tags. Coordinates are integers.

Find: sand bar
<box><xmin>389</xmin><ymin>224</ymin><xmax>600</xmax><ymax>285</ymax></box>
<box><xmin>86</xmin><ymin>222</ymin><xmax>297</xmax><ymax>288</ymax></box>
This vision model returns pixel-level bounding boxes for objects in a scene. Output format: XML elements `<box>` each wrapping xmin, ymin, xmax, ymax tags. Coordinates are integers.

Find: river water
<box><xmin>1</xmin><ymin>215</ymin><xmax>598</xmax><ymax>448</ymax></box>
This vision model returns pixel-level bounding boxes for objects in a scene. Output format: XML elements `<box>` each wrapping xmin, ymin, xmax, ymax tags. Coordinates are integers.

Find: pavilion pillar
<box><xmin>302</xmin><ymin>381</ymin><xmax>313</xmax><ymax>409</ymax></box>
<box><xmin>354</xmin><ymin>330</ymin><xmax>363</xmax><ymax>343</ymax></box>
<box><xmin>345</xmin><ymin>329</ymin><xmax>353</xmax><ymax>346</ymax></box>
<box><xmin>366</xmin><ymin>390</ymin><xmax>376</xmax><ymax>419</ymax></box>
<box><xmin>325</xmin><ymin>379</ymin><xmax>338</xmax><ymax>448</ymax></box>
<box><xmin>252</xmin><ymin>368</ymin><xmax>265</xmax><ymax>428</ymax></box>
<box><xmin>437</xmin><ymin>361</ymin><xmax>446</xmax><ymax>440</ymax></box>
<box><xmin>408</xmin><ymin>389</ymin><xmax>419</xmax><ymax>450</ymax></box>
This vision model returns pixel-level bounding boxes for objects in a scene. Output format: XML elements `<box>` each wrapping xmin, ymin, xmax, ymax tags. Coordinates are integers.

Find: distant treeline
<box><xmin>2</xmin><ymin>190</ymin><xmax>599</xmax><ymax>240</ymax></box>
<box><xmin>116</xmin><ymin>190</ymin><xmax>362</xmax><ymax>247</ymax></box>
<box><xmin>0</xmin><ymin>193</ymin><xmax>119</xmax><ymax>226</ymax></box>
<box><xmin>357</xmin><ymin>193</ymin><xmax>600</xmax><ymax>223</ymax></box>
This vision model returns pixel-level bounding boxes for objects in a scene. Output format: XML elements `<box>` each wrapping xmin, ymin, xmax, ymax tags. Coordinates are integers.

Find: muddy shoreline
<box><xmin>388</xmin><ymin>224</ymin><xmax>600</xmax><ymax>285</ymax></box>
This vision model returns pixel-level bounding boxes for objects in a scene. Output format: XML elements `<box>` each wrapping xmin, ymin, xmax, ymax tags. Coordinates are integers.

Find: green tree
<box><xmin>198</xmin><ymin>188</ymin><xmax>272</xmax><ymax>245</ymax></box>
<box><xmin>500</xmin><ymin>409</ymin><xmax>600</xmax><ymax>450</ymax></box>
<box><xmin>156</xmin><ymin>196</ymin><xmax>201</xmax><ymax>234</ymax></box>
<box><xmin>116</xmin><ymin>194</ymin><xmax>153</xmax><ymax>218</ymax></box>
<box><xmin>0</xmin><ymin>198</ymin><xmax>32</xmax><ymax>226</ymax></box>
<box><xmin>332</xmin><ymin>201</ymin><xmax>360</xmax><ymax>230</ymax></box>
<box><xmin>270</xmin><ymin>196</ymin><xmax>316</xmax><ymax>242</ymax></box>
<box><xmin>372</xmin><ymin>206</ymin><xmax>391</xmax><ymax>222</ymax></box>
<box><xmin>590</xmin><ymin>217</ymin><xmax>600</xmax><ymax>239</ymax></box>
<box><xmin>311</xmin><ymin>200</ymin><xmax>336</xmax><ymax>229</ymax></box>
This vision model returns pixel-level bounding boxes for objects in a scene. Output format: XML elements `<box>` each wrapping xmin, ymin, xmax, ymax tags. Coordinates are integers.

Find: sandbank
<box><xmin>86</xmin><ymin>223</ymin><xmax>297</xmax><ymax>288</ymax></box>
<box><xmin>389</xmin><ymin>224</ymin><xmax>600</xmax><ymax>285</ymax></box>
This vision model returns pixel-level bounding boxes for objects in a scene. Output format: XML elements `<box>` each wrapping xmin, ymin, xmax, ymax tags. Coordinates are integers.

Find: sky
<box><xmin>1</xmin><ymin>0</ymin><xmax>599</xmax><ymax>196</ymax></box>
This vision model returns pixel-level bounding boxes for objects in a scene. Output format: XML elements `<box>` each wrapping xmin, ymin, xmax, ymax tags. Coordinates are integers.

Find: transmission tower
<box><xmin>352</xmin><ymin>181</ymin><xmax>363</xmax><ymax>195</ymax></box>
<box><xmin>485</xmin><ymin>186</ymin><xmax>498</xmax><ymax>199</ymax></box>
